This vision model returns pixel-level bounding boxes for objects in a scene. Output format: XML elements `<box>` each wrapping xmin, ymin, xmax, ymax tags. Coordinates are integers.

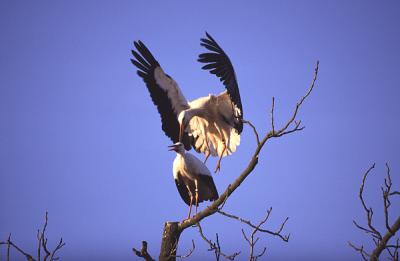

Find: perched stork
<box><xmin>168</xmin><ymin>142</ymin><xmax>219</xmax><ymax>219</ymax></box>
<box><xmin>131</xmin><ymin>32</ymin><xmax>243</xmax><ymax>172</ymax></box>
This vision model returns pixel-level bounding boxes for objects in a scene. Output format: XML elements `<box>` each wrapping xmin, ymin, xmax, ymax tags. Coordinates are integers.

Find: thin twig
<box><xmin>253</xmin><ymin>247</ymin><xmax>266</xmax><ymax>260</ymax></box>
<box><xmin>241</xmin><ymin>209</ymin><xmax>273</xmax><ymax>261</ymax></box>
<box><xmin>217</xmin><ymin>208</ymin><xmax>289</xmax><ymax>242</ymax></box>
<box><xmin>0</xmin><ymin>212</ymin><xmax>65</xmax><ymax>261</ymax></box>
<box><xmin>355</xmin><ymin>163</ymin><xmax>382</xmax><ymax>240</ymax></box>
<box><xmin>7</xmin><ymin>233</ymin><xmax>11</xmax><ymax>261</ymax></box>
<box><xmin>37</xmin><ymin>230</ymin><xmax>41</xmax><ymax>261</ymax></box>
<box><xmin>49</xmin><ymin>238</ymin><xmax>65</xmax><ymax>261</ymax></box>
<box><xmin>271</xmin><ymin>97</ymin><xmax>275</xmax><ymax>134</ymax></box>
<box><xmin>171</xmin><ymin>240</ymin><xmax>195</xmax><ymax>259</ymax></box>
<box><xmin>276</xmin><ymin>61</ymin><xmax>319</xmax><ymax>136</ymax></box>
<box><xmin>350</xmin><ymin>163</ymin><xmax>400</xmax><ymax>261</ymax></box>
<box><xmin>41</xmin><ymin>212</ymin><xmax>51</xmax><ymax>261</ymax></box>
<box><xmin>0</xmin><ymin>234</ymin><xmax>36</xmax><ymax>261</ymax></box>
<box><xmin>196</xmin><ymin>222</ymin><xmax>240</xmax><ymax>260</ymax></box>
<box><xmin>383</xmin><ymin>163</ymin><xmax>393</xmax><ymax>233</ymax></box>
<box><xmin>242</xmin><ymin>120</ymin><xmax>260</xmax><ymax>145</ymax></box>
<box><xmin>348</xmin><ymin>242</ymin><xmax>369</xmax><ymax>261</ymax></box>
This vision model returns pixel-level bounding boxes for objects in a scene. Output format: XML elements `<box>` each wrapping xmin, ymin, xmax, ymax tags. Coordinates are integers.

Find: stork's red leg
<box><xmin>186</xmin><ymin>185</ymin><xmax>193</xmax><ymax>219</ymax></box>
<box><xmin>194</xmin><ymin>180</ymin><xmax>199</xmax><ymax>215</ymax></box>
<box><xmin>188</xmin><ymin>198</ymin><xmax>193</xmax><ymax>219</ymax></box>
<box><xmin>214</xmin><ymin>140</ymin><xmax>227</xmax><ymax>173</ymax></box>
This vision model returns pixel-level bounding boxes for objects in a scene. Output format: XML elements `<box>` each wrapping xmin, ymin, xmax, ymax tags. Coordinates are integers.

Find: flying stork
<box><xmin>168</xmin><ymin>142</ymin><xmax>219</xmax><ymax>219</ymax></box>
<box><xmin>131</xmin><ymin>33</ymin><xmax>243</xmax><ymax>172</ymax></box>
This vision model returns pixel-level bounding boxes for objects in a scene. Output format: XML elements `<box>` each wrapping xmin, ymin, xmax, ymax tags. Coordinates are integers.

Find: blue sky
<box><xmin>1</xmin><ymin>1</ymin><xmax>399</xmax><ymax>260</ymax></box>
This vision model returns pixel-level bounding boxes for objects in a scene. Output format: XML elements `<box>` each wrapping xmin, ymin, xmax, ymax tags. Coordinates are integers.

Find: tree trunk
<box><xmin>159</xmin><ymin>222</ymin><xmax>181</xmax><ymax>261</ymax></box>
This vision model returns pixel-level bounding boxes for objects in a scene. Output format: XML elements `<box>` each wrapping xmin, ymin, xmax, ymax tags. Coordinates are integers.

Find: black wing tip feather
<box><xmin>131</xmin><ymin>40</ymin><xmax>160</xmax><ymax>72</ymax></box>
<box><xmin>130</xmin><ymin>40</ymin><xmax>193</xmax><ymax>150</ymax></box>
<box><xmin>198</xmin><ymin>32</ymin><xmax>244</xmax><ymax>125</ymax></box>
<box><xmin>202</xmin><ymin>31</ymin><xmax>214</xmax><ymax>44</ymax></box>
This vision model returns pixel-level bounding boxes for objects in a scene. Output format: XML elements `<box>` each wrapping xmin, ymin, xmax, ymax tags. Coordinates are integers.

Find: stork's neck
<box><xmin>175</xmin><ymin>148</ymin><xmax>186</xmax><ymax>156</ymax></box>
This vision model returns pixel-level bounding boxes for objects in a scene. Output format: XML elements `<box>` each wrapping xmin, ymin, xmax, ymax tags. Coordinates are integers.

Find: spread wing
<box><xmin>131</xmin><ymin>41</ymin><xmax>192</xmax><ymax>149</ymax></box>
<box><xmin>198</xmin><ymin>32</ymin><xmax>243</xmax><ymax>133</ymax></box>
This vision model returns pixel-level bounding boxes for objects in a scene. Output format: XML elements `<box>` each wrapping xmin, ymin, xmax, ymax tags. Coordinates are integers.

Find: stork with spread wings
<box><xmin>131</xmin><ymin>33</ymin><xmax>243</xmax><ymax>172</ymax></box>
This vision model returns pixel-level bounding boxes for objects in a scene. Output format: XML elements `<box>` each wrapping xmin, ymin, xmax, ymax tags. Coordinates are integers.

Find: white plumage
<box><xmin>169</xmin><ymin>142</ymin><xmax>218</xmax><ymax>219</ymax></box>
<box><xmin>131</xmin><ymin>33</ymin><xmax>244</xmax><ymax>172</ymax></box>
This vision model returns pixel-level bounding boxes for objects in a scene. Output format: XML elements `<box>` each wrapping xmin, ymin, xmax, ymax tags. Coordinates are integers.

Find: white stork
<box><xmin>168</xmin><ymin>142</ymin><xmax>219</xmax><ymax>219</ymax></box>
<box><xmin>131</xmin><ymin>32</ymin><xmax>243</xmax><ymax>172</ymax></box>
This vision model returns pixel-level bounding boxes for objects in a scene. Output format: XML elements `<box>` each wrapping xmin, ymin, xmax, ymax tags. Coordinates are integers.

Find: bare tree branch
<box><xmin>350</xmin><ymin>163</ymin><xmax>400</xmax><ymax>261</ymax></box>
<box><xmin>240</xmin><ymin>208</ymin><xmax>275</xmax><ymax>261</ymax></box>
<box><xmin>48</xmin><ymin>238</ymin><xmax>65</xmax><ymax>261</ymax></box>
<box><xmin>386</xmin><ymin>238</ymin><xmax>399</xmax><ymax>260</ymax></box>
<box><xmin>370</xmin><ymin>217</ymin><xmax>400</xmax><ymax>260</ymax></box>
<box><xmin>348</xmin><ymin>241</ymin><xmax>369</xmax><ymax>261</ymax></box>
<box><xmin>270</xmin><ymin>97</ymin><xmax>275</xmax><ymax>134</ymax></box>
<box><xmin>7</xmin><ymin>233</ymin><xmax>11</xmax><ymax>261</ymax></box>
<box><xmin>217</xmin><ymin>208</ymin><xmax>289</xmax><ymax>242</ymax></box>
<box><xmin>276</xmin><ymin>61</ymin><xmax>319</xmax><ymax>136</ymax></box>
<box><xmin>133</xmin><ymin>241</ymin><xmax>155</xmax><ymax>261</ymax></box>
<box><xmin>357</xmin><ymin>164</ymin><xmax>382</xmax><ymax>240</ymax></box>
<box><xmin>170</xmin><ymin>240</ymin><xmax>195</xmax><ymax>259</ymax></box>
<box><xmin>196</xmin><ymin>222</ymin><xmax>241</xmax><ymax>260</ymax></box>
<box><xmin>0</xmin><ymin>234</ymin><xmax>35</xmax><ymax>261</ymax></box>
<box><xmin>36</xmin><ymin>230</ymin><xmax>41</xmax><ymax>261</ymax></box>
<box><xmin>0</xmin><ymin>212</ymin><xmax>64</xmax><ymax>261</ymax></box>
<box><xmin>41</xmin><ymin>212</ymin><xmax>51</xmax><ymax>261</ymax></box>
<box><xmin>242</xmin><ymin>120</ymin><xmax>260</xmax><ymax>146</ymax></box>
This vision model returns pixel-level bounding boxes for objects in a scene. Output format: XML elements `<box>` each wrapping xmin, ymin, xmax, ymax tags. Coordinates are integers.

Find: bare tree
<box><xmin>349</xmin><ymin>163</ymin><xmax>400</xmax><ymax>261</ymax></box>
<box><xmin>0</xmin><ymin>212</ymin><xmax>65</xmax><ymax>261</ymax></box>
<box><xmin>133</xmin><ymin>61</ymin><xmax>319</xmax><ymax>260</ymax></box>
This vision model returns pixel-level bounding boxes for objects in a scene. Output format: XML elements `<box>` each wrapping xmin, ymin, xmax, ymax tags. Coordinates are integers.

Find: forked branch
<box><xmin>349</xmin><ymin>163</ymin><xmax>400</xmax><ymax>261</ymax></box>
<box><xmin>197</xmin><ymin>222</ymin><xmax>241</xmax><ymax>260</ymax></box>
<box><xmin>240</xmin><ymin>208</ymin><xmax>274</xmax><ymax>261</ymax></box>
<box><xmin>217</xmin><ymin>207</ymin><xmax>289</xmax><ymax>242</ymax></box>
<box><xmin>0</xmin><ymin>212</ymin><xmax>65</xmax><ymax>261</ymax></box>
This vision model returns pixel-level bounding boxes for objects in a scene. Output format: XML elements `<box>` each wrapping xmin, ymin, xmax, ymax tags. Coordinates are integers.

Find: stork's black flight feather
<box><xmin>131</xmin><ymin>41</ymin><xmax>192</xmax><ymax>150</ymax></box>
<box><xmin>198</xmin><ymin>32</ymin><xmax>243</xmax><ymax>133</ymax></box>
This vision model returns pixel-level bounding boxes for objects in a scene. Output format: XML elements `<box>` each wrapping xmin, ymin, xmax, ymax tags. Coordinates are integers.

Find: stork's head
<box><xmin>168</xmin><ymin>142</ymin><xmax>185</xmax><ymax>154</ymax></box>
